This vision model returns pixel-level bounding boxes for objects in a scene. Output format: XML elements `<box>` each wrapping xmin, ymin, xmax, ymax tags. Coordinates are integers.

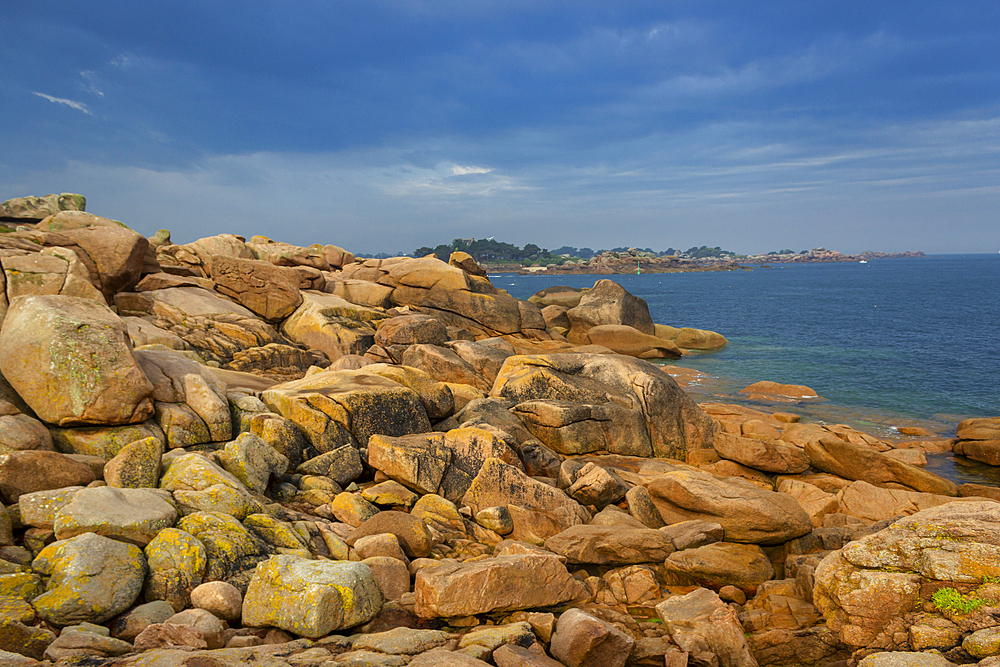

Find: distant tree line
<box><xmin>412</xmin><ymin>239</ymin><xmax>745</xmax><ymax>262</ymax></box>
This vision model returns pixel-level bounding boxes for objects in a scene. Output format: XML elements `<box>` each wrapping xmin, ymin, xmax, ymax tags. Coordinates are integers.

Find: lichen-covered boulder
<box><xmin>0</xmin><ymin>193</ymin><xmax>85</xmax><ymax>221</ymax></box>
<box><xmin>32</xmin><ymin>532</ymin><xmax>147</xmax><ymax>625</ymax></box>
<box><xmin>814</xmin><ymin>501</ymin><xmax>1000</xmax><ymax>650</ymax></box>
<box><xmin>0</xmin><ymin>295</ymin><xmax>154</xmax><ymax>426</ymax></box>
<box><xmin>217</xmin><ymin>432</ymin><xmax>288</xmax><ymax>494</ymax></box>
<box><xmin>242</xmin><ymin>555</ymin><xmax>382</xmax><ymax>637</ymax></box>
<box><xmin>143</xmin><ymin>527</ymin><xmax>208</xmax><ymax>611</ymax></box>
<box><xmin>491</xmin><ymin>353</ymin><xmax>716</xmax><ymax>461</ymax></box>
<box><xmin>281</xmin><ymin>291</ymin><xmax>384</xmax><ymax>360</ymax></box>
<box><xmin>261</xmin><ymin>368</ymin><xmax>431</xmax><ymax>453</ymax></box>
<box><xmin>175</xmin><ymin>512</ymin><xmax>269</xmax><ymax>592</ymax></box>
<box><xmin>104</xmin><ymin>436</ymin><xmax>164</xmax><ymax>488</ymax></box>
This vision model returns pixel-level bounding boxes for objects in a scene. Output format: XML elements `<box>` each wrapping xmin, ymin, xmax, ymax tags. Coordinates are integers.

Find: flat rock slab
<box><xmin>543</xmin><ymin>525</ymin><xmax>675</xmax><ymax>564</ymax></box>
<box><xmin>414</xmin><ymin>554</ymin><xmax>585</xmax><ymax>618</ymax></box>
<box><xmin>54</xmin><ymin>486</ymin><xmax>177</xmax><ymax>546</ymax></box>
<box><xmin>242</xmin><ymin>555</ymin><xmax>383</xmax><ymax>637</ymax></box>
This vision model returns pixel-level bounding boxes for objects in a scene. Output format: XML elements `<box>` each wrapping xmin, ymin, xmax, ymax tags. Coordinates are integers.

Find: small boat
<box><xmin>859</xmin><ymin>260</ymin><xmax>868</xmax><ymax>264</ymax></box>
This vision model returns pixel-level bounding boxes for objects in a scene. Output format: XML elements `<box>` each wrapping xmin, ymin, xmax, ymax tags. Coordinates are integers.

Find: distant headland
<box><xmin>409</xmin><ymin>238</ymin><xmax>926</xmax><ymax>275</ymax></box>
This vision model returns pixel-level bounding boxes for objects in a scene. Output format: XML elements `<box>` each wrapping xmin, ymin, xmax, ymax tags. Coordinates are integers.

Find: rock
<box><xmin>132</xmin><ymin>622</ymin><xmax>208</xmax><ymax>651</ymax></box>
<box><xmin>0</xmin><ymin>451</ymin><xmax>96</xmax><ymax>503</ymax></box>
<box><xmin>544</xmin><ymin>525</ymin><xmax>675</xmax><ymax>565</ymax></box>
<box><xmin>242</xmin><ymin>555</ymin><xmax>383</xmax><ymax>637</ymax></box>
<box><xmin>368</xmin><ymin>433</ymin><xmax>452</xmax><ymax>495</ymax></box>
<box><xmin>347</xmin><ymin>511</ymin><xmax>434</xmax><ymax>558</ymax></box>
<box><xmin>218</xmin><ymin>432</ymin><xmax>289</xmax><ymax>494</ymax></box>
<box><xmin>49</xmin><ymin>420</ymin><xmax>165</xmax><ymax>459</ymax></box>
<box><xmin>262</xmin><ymin>367</ymin><xmax>431</xmax><ymax>453</ymax></box>
<box><xmin>713</xmin><ymin>431</ymin><xmax>810</xmax><ymax>474</ymax></box>
<box><xmin>414</xmin><ymin>553</ymin><xmax>584</xmax><ymax>618</ymax></box>
<box><xmin>362</xmin><ymin>556</ymin><xmax>411</xmax><ymax>601</ymax></box>
<box><xmin>0</xmin><ymin>295</ymin><xmax>154</xmax><ymax>426</ymax></box>
<box><xmin>625</xmin><ymin>486</ymin><xmax>666</xmax><ymax>528</ymax></box>
<box><xmin>739</xmin><ymin>380</ymin><xmax>821</xmax><ymax>402</ymax></box>
<box><xmin>462</xmin><ymin>458</ymin><xmax>588</xmax><ymax>542</ymax></box>
<box><xmin>281</xmin><ymin>291</ymin><xmax>384</xmax><ymax>360</ymax></box>
<box><xmin>32</xmin><ymin>532</ymin><xmax>146</xmax><ymax>625</ymax></box>
<box><xmin>160</xmin><ymin>453</ymin><xmax>258</xmax><ymax>519</ymax></box>
<box><xmin>0</xmin><ymin>414</ymin><xmax>54</xmax><ymax>453</ymax></box>
<box><xmin>655</xmin><ymin>587</ymin><xmax>757</xmax><ymax>667</ymax></box>
<box><xmin>660</xmin><ymin>519</ymin><xmax>726</xmax><ymax>550</ymax></box>
<box><xmin>103</xmin><ymin>436</ymin><xmax>163</xmax><ymax>488</ymax></box>
<box><xmin>209</xmin><ymin>254</ymin><xmax>302</xmax><ymax>320</ymax></box>
<box><xmin>648</xmin><ymin>469</ymin><xmax>812</xmax><ymax>545</ymax></box>
<box><xmin>109</xmin><ymin>600</ymin><xmax>176</xmax><ymax>641</ymax></box>
<box><xmin>176</xmin><ymin>512</ymin><xmax>269</xmax><ymax>592</ymax></box>
<box><xmin>165</xmin><ymin>608</ymin><xmax>226</xmax><ymax>649</ymax></box>
<box><xmin>190</xmin><ymin>581</ymin><xmax>243</xmax><ymax>622</ymax></box>
<box><xmin>954</xmin><ymin>439</ymin><xmax>1000</xmax><ymax>466</ymax></box>
<box><xmin>52</xmin><ymin>486</ymin><xmax>177</xmax><ymax>546</ymax></box>
<box><xmin>659</xmin><ymin>325</ymin><xmax>729</xmax><ymax>351</ymax></box>
<box><xmin>492</xmin><ymin>353</ymin><xmax>716</xmax><ymax>461</ymax></box>
<box><xmin>143</xmin><ymin>527</ymin><xmax>208</xmax><ymax>611</ymax></box>
<box><xmin>585</xmin><ymin>324</ymin><xmax>682</xmax><ymax>359</ymax></box>
<box><xmin>565</xmin><ymin>279</ymin><xmax>655</xmax><ymax>342</ymax></box>
<box><xmin>350</xmin><ymin>626</ymin><xmax>452</xmax><ymax>655</ymax></box>
<box><xmin>375</xmin><ymin>314</ymin><xmax>449</xmax><ymax>347</ymax></box>
<box><xmin>134</xmin><ymin>348</ymin><xmax>231</xmax><ymax>445</ymax></box>
<box><xmin>362</xmin><ymin>480</ymin><xmax>419</xmax><ymax>509</ymax></box>
<box><xmin>805</xmin><ymin>436</ymin><xmax>957</xmax><ymax>496</ymax></box>
<box><xmin>835</xmin><ymin>480</ymin><xmax>979</xmax><ymax>523</ymax></box>
<box><xmin>438</xmin><ymin>426</ymin><xmax>523</xmax><ymax>503</ymax></box>
<box><xmin>813</xmin><ymin>501</ymin><xmax>1000</xmax><ymax>648</ymax></box>
<box><xmin>363</xmin><ymin>363</ymin><xmax>455</xmax><ymax>422</ymax></box>
<box><xmin>408</xmin><ymin>649</ymin><xmax>493</xmax><ymax>667</ymax></box>
<box><xmin>330</xmin><ymin>492</ymin><xmax>381</xmax><ymax>527</ymax></box>
<box><xmin>663</xmin><ymin>542</ymin><xmax>774</xmax><ymax>594</ymax></box>
<box><xmin>399</xmin><ymin>344</ymin><xmax>490</xmax><ymax>392</ymax></box>
<box><xmin>475</xmin><ymin>506</ymin><xmax>514</xmax><ymax>535</ymax></box>
<box><xmin>354</xmin><ymin>533</ymin><xmax>408</xmax><ymax>562</ymax></box>
<box><xmin>957</xmin><ymin>417</ymin><xmax>1000</xmax><ymax>441</ymax></box>
<box><xmin>566</xmin><ymin>463</ymin><xmax>629</xmax><ymax>508</ymax></box>
<box><xmin>857</xmin><ymin>653</ymin><xmax>956</xmax><ymax>667</ymax></box>
<box><xmin>776</xmin><ymin>478</ymin><xmax>840</xmax><ymax>528</ymax></box>
<box><xmin>340</xmin><ymin>256</ymin><xmax>542</xmax><ymax>338</ymax></box>
<box><xmin>42</xmin><ymin>630</ymin><xmax>133</xmax><ymax>661</ymax></box>
<box><xmin>0</xmin><ymin>621</ymin><xmax>56</xmax><ymax>661</ymax></box>
<box><xmin>549</xmin><ymin>607</ymin><xmax>635</xmax><ymax>667</ymax></box>
<box><xmin>514</xmin><ymin>399</ymin><xmax>652</xmax><ymax>457</ymax></box>
<box><xmin>446</xmin><ymin>339</ymin><xmax>515</xmax><ymax>387</ymax></box>
<box><xmin>0</xmin><ymin>193</ymin><xmax>85</xmax><ymax>221</ymax></box>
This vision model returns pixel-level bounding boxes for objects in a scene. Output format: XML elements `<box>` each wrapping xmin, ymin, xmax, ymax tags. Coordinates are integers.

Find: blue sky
<box><xmin>2</xmin><ymin>1</ymin><xmax>998</xmax><ymax>255</ymax></box>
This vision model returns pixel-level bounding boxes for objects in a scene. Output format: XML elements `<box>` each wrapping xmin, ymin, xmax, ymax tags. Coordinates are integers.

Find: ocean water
<box><xmin>497</xmin><ymin>255</ymin><xmax>1000</xmax><ymax>443</ymax></box>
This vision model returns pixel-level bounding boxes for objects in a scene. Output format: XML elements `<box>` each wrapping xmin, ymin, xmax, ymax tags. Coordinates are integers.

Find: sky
<box><xmin>2</xmin><ymin>1</ymin><xmax>998</xmax><ymax>255</ymax></box>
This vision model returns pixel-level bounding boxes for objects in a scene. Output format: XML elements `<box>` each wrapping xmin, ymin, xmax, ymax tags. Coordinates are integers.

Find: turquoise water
<box><xmin>497</xmin><ymin>255</ymin><xmax>1000</xmax><ymax>435</ymax></box>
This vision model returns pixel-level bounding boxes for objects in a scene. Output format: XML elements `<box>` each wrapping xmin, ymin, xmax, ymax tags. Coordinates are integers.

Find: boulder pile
<box><xmin>0</xmin><ymin>194</ymin><xmax>997</xmax><ymax>667</ymax></box>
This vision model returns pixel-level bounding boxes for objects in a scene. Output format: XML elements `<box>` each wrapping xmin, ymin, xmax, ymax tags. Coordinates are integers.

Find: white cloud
<box><xmin>451</xmin><ymin>164</ymin><xmax>492</xmax><ymax>175</ymax></box>
<box><xmin>31</xmin><ymin>92</ymin><xmax>93</xmax><ymax>115</ymax></box>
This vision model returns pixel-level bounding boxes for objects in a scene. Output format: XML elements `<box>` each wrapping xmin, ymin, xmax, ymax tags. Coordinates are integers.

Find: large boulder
<box><xmin>0</xmin><ymin>295</ymin><xmax>154</xmax><ymax>425</ymax></box>
<box><xmin>585</xmin><ymin>324</ymin><xmax>682</xmax><ymax>359</ymax></box>
<box><xmin>714</xmin><ymin>431</ymin><xmax>810</xmax><ymax>474</ymax></box>
<box><xmin>1</xmin><ymin>248</ymin><xmax>105</xmax><ymax>304</ymax></box>
<box><xmin>491</xmin><ymin>353</ymin><xmax>717</xmax><ymax>461</ymax></box>
<box><xmin>0</xmin><ymin>193</ymin><xmax>85</xmax><ymax>221</ymax></box>
<box><xmin>143</xmin><ymin>527</ymin><xmax>208</xmax><ymax>611</ymax></box>
<box><xmin>414</xmin><ymin>553</ymin><xmax>584</xmax><ymax>618</ymax></box>
<box><xmin>32</xmin><ymin>532</ymin><xmax>147</xmax><ymax>625</ymax></box>
<box><xmin>814</xmin><ymin>501</ymin><xmax>1000</xmax><ymax>650</ymax></box>
<box><xmin>662</xmin><ymin>542</ymin><xmax>775</xmax><ymax>594</ymax></box>
<box><xmin>648</xmin><ymin>469</ymin><xmax>813</xmax><ymax>545</ymax></box>
<box><xmin>805</xmin><ymin>436</ymin><xmax>957</xmax><ymax>496</ymax></box>
<box><xmin>262</xmin><ymin>367</ymin><xmax>431</xmax><ymax>453</ymax></box>
<box><xmin>565</xmin><ymin>279</ymin><xmax>655</xmax><ymax>342</ymax></box>
<box><xmin>0</xmin><ymin>450</ymin><xmax>95</xmax><ymax>503</ymax></box>
<box><xmin>655</xmin><ymin>587</ymin><xmax>758</xmax><ymax>667</ymax></box>
<box><xmin>339</xmin><ymin>256</ymin><xmax>546</xmax><ymax>338</ymax></box>
<box><xmin>281</xmin><ymin>291</ymin><xmax>385</xmax><ymax>360</ymax></box>
<box><xmin>549</xmin><ymin>608</ymin><xmax>635</xmax><ymax>667</ymax></box>
<box><xmin>209</xmin><ymin>255</ymin><xmax>302</xmax><ymax>320</ymax></box>
<box><xmin>242</xmin><ymin>555</ymin><xmax>382</xmax><ymax>637</ymax></box>
<box><xmin>53</xmin><ymin>486</ymin><xmax>177</xmax><ymax>546</ymax></box>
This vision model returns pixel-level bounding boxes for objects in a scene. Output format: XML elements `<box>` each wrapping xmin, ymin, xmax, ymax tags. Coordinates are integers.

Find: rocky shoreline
<box><xmin>0</xmin><ymin>192</ymin><xmax>998</xmax><ymax>667</ymax></box>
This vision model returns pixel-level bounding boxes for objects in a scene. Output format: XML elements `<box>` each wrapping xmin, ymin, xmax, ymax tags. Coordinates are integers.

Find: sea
<box><xmin>494</xmin><ymin>254</ymin><xmax>1000</xmax><ymax>485</ymax></box>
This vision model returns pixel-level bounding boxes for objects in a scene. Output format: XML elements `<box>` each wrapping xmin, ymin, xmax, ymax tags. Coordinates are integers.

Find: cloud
<box><xmin>32</xmin><ymin>92</ymin><xmax>92</xmax><ymax>115</ymax></box>
<box><xmin>451</xmin><ymin>165</ymin><xmax>492</xmax><ymax>175</ymax></box>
